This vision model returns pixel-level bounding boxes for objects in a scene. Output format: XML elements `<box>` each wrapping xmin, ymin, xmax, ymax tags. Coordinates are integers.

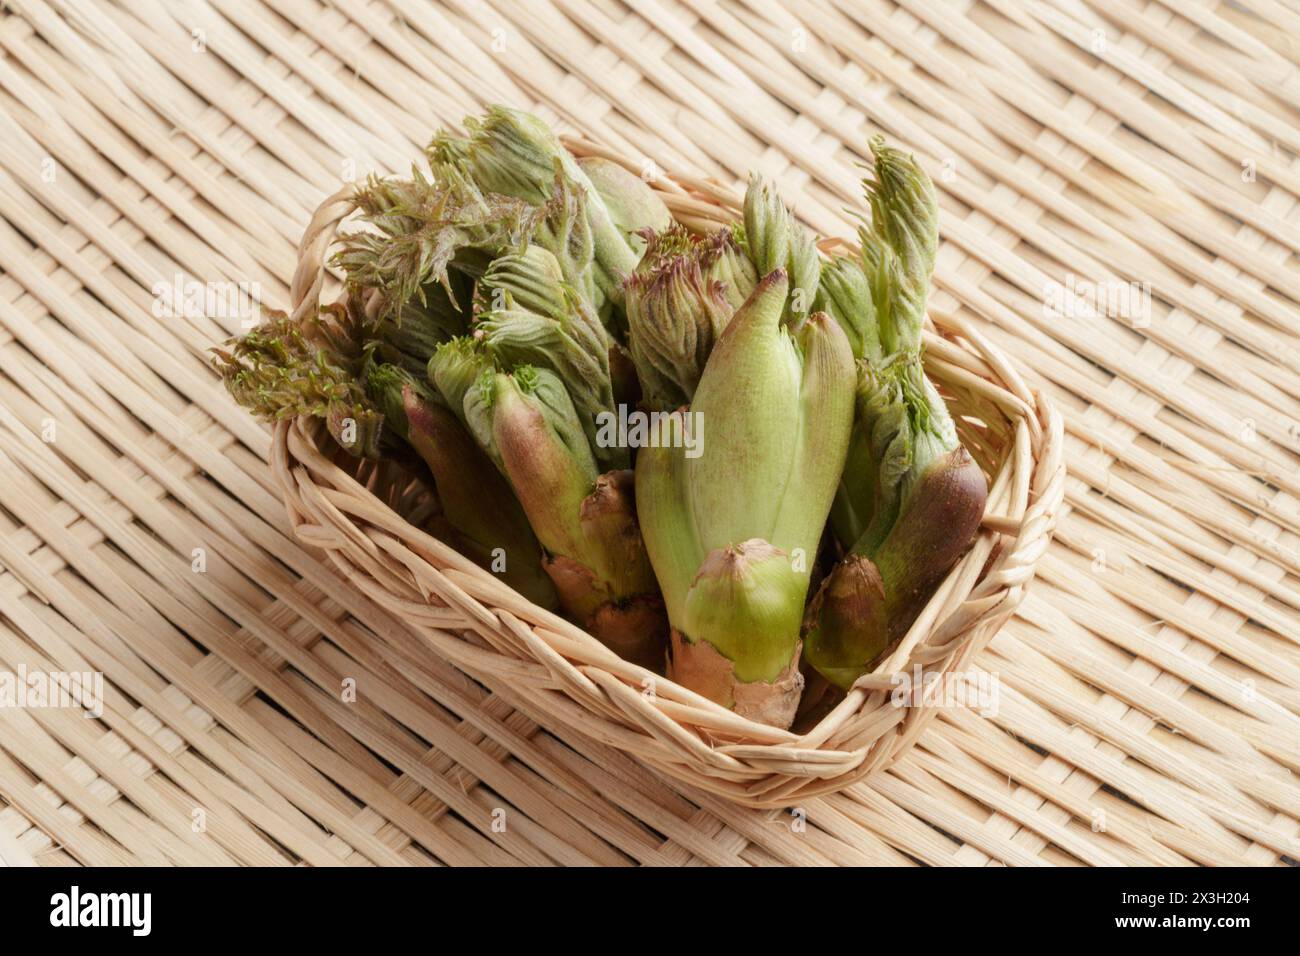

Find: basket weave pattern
<box><xmin>273</xmin><ymin>142</ymin><xmax>1066</xmax><ymax>808</ymax></box>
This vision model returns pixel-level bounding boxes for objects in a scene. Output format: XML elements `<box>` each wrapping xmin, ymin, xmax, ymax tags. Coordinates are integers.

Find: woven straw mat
<box><xmin>0</xmin><ymin>0</ymin><xmax>1297</xmax><ymax>867</ymax></box>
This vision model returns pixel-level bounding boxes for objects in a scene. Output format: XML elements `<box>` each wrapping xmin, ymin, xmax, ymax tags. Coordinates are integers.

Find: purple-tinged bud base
<box><xmin>801</xmin><ymin>554</ymin><xmax>888</xmax><ymax>690</ymax></box>
<box><xmin>804</xmin><ymin>446</ymin><xmax>988</xmax><ymax>689</ymax></box>
<box><xmin>670</xmin><ymin>630</ymin><xmax>804</xmax><ymax>730</ymax></box>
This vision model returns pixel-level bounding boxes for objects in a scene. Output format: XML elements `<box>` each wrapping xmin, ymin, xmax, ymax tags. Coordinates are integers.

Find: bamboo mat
<box><xmin>0</xmin><ymin>0</ymin><xmax>1295</xmax><ymax>868</ymax></box>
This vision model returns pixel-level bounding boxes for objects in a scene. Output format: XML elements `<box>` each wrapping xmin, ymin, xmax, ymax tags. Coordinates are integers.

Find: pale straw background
<box><xmin>0</xmin><ymin>0</ymin><xmax>1296</xmax><ymax>866</ymax></box>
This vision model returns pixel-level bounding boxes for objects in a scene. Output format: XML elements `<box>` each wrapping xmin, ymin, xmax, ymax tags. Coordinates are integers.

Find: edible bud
<box><xmin>623</xmin><ymin>224</ymin><xmax>756</xmax><ymax>409</ymax></box>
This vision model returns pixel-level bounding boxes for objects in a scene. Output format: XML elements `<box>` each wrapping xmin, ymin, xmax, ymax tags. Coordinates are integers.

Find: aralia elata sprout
<box><xmin>213</xmin><ymin>302</ymin><xmax>386</xmax><ymax>458</ymax></box>
<box><xmin>575</xmin><ymin>155</ymin><xmax>672</xmax><ymax>259</ymax></box>
<box><xmin>744</xmin><ymin>174</ymin><xmax>821</xmax><ymax>326</ymax></box>
<box><xmin>334</xmin><ymin>164</ymin><xmax>545</xmax><ymax>321</ymax></box>
<box><xmin>475</xmin><ymin>247</ymin><xmax>626</xmax><ymax>469</ymax></box>
<box><xmin>367</xmin><ymin>363</ymin><xmax>558</xmax><ymax>609</ymax></box>
<box><xmin>468</xmin><ymin>364</ymin><xmax>667</xmax><ymax>670</ymax></box>
<box><xmin>803</xmin><ymin>138</ymin><xmax>988</xmax><ymax>690</ymax></box>
<box><xmin>429</xmin><ymin>105</ymin><xmax>667</xmax><ymax>331</ymax></box>
<box><xmin>636</xmin><ymin>265</ymin><xmax>856</xmax><ymax>728</ymax></box>
<box><xmin>623</xmin><ymin>224</ymin><xmax>756</xmax><ymax>411</ymax></box>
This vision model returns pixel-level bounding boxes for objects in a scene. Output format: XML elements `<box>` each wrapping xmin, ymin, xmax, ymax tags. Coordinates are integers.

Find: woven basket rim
<box><xmin>272</xmin><ymin>138</ymin><xmax>1067</xmax><ymax>807</ymax></box>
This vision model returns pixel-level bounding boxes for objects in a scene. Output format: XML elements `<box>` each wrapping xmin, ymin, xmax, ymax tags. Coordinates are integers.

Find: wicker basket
<box><xmin>272</xmin><ymin>138</ymin><xmax>1065</xmax><ymax>809</ymax></box>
